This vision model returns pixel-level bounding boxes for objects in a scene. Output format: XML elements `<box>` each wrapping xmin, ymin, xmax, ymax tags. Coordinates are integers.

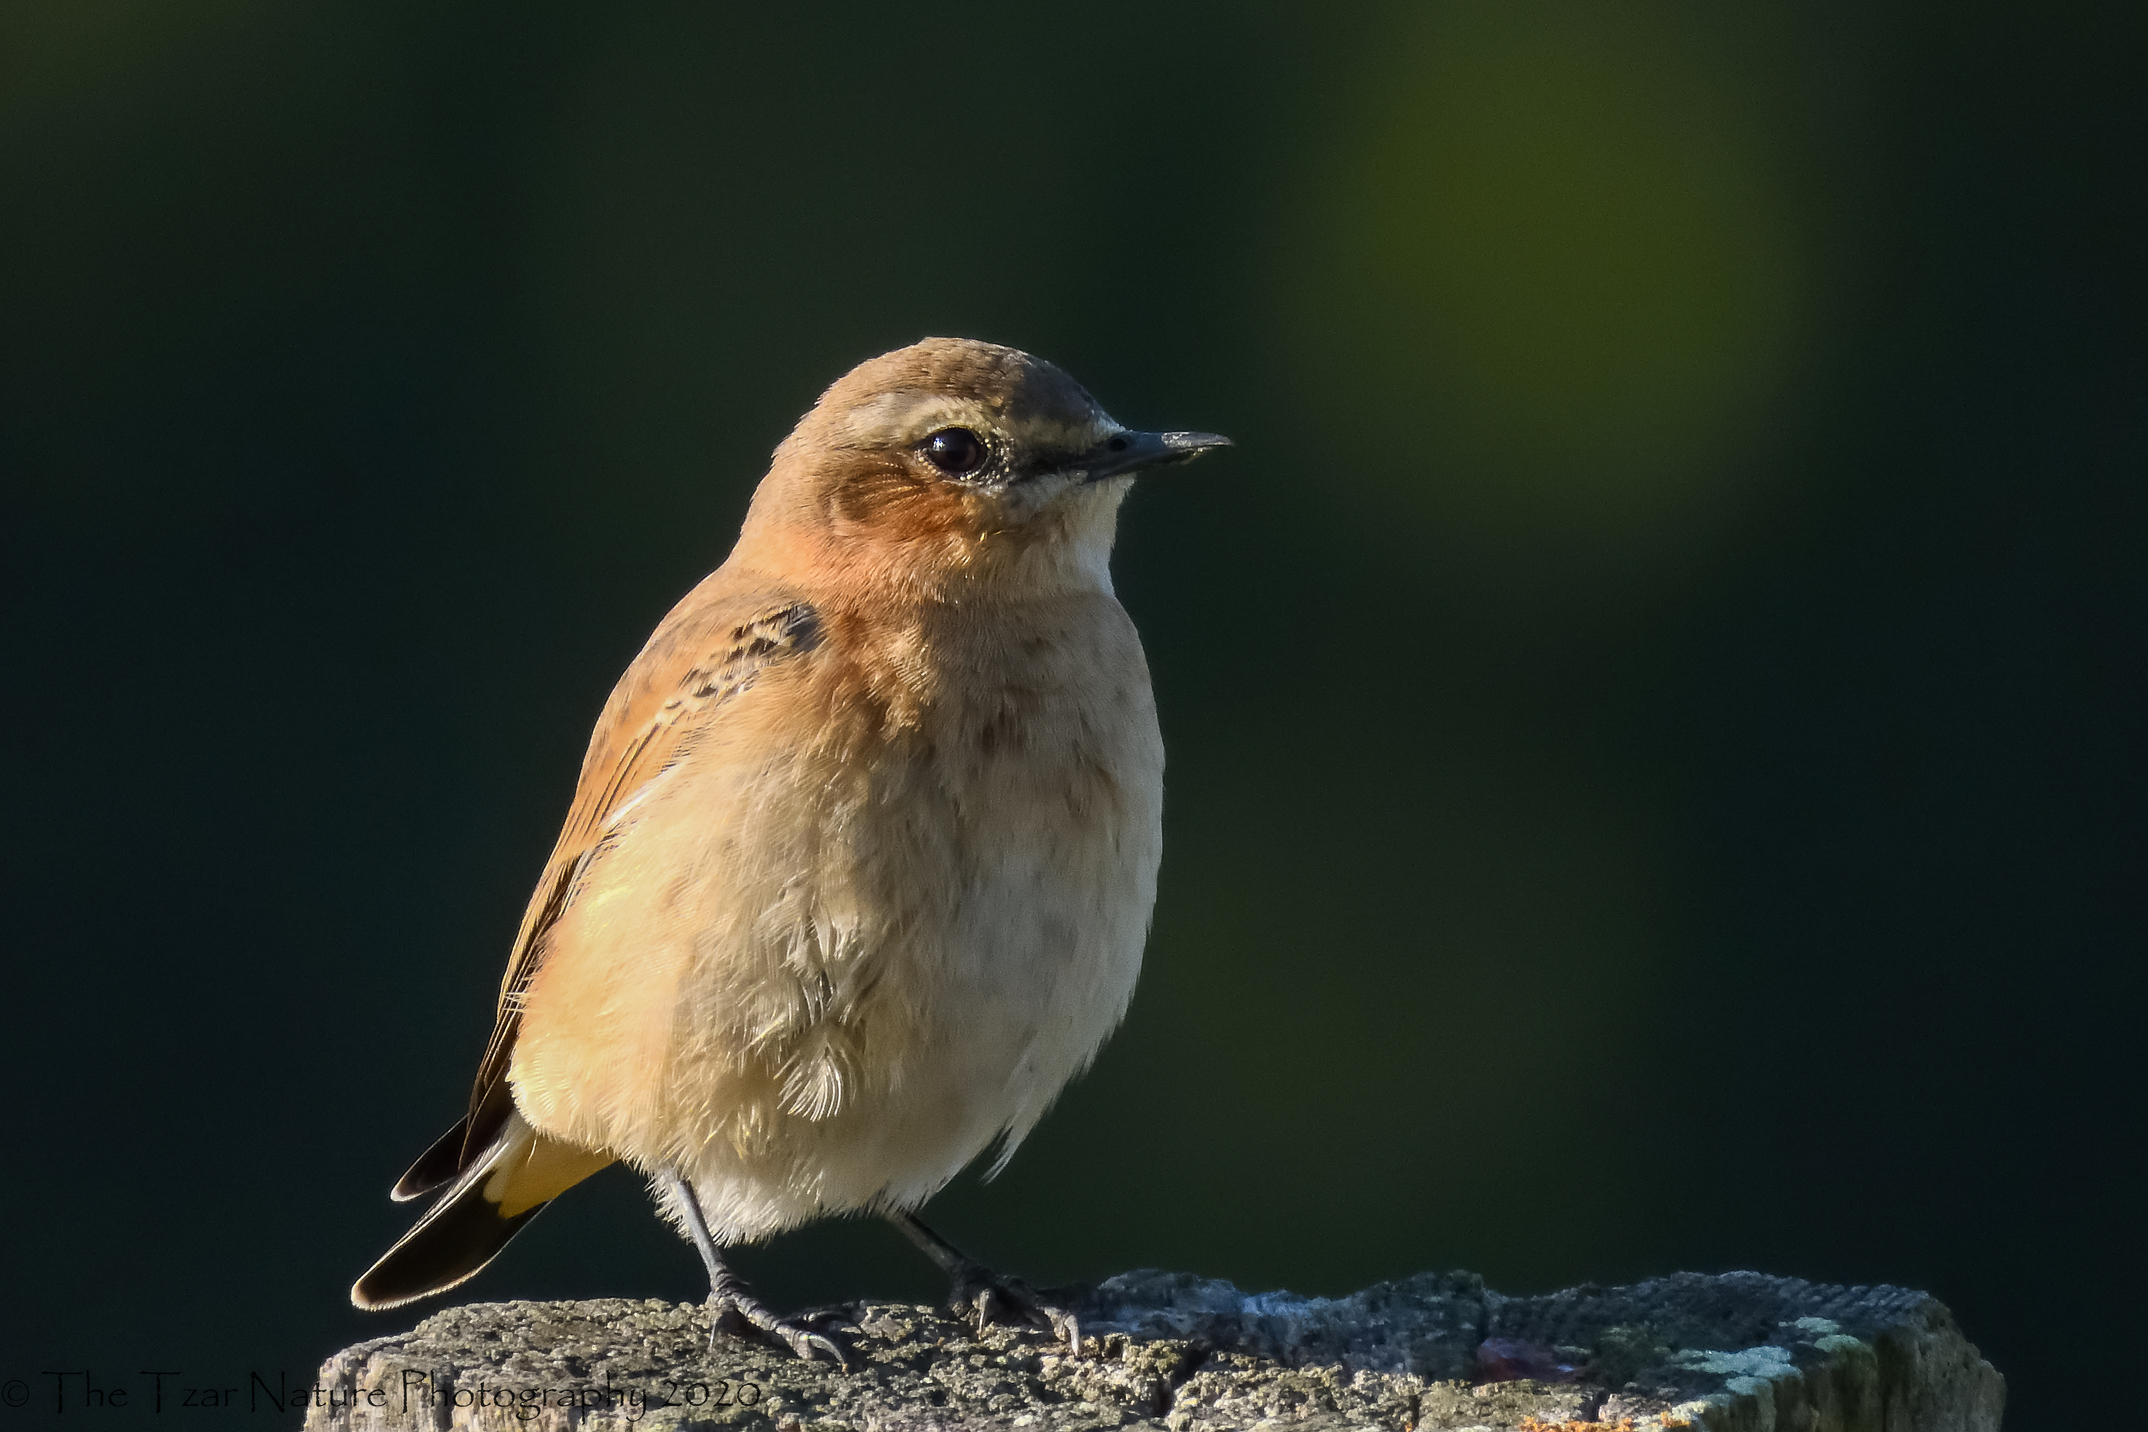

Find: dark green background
<box><xmin>3</xmin><ymin>1</ymin><xmax>2141</xmax><ymax>1425</ymax></box>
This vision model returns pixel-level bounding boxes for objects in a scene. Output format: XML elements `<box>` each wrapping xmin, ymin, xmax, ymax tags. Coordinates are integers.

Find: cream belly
<box><xmin>507</xmin><ymin>595</ymin><xmax>1163</xmax><ymax>1244</ymax></box>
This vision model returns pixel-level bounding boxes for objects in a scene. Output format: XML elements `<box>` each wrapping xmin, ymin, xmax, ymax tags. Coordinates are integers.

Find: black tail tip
<box><xmin>353</xmin><ymin>1191</ymin><xmax>546</xmax><ymax>1311</ymax></box>
<box><xmin>391</xmin><ymin>1115</ymin><xmax>476</xmax><ymax>1203</ymax></box>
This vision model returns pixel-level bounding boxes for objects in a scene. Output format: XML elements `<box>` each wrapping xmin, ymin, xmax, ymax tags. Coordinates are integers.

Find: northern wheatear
<box><xmin>351</xmin><ymin>338</ymin><xmax>1227</xmax><ymax>1362</ymax></box>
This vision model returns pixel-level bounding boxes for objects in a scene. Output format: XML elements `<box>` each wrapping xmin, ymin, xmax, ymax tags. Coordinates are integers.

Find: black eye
<box><xmin>921</xmin><ymin>427</ymin><xmax>987</xmax><ymax>476</ymax></box>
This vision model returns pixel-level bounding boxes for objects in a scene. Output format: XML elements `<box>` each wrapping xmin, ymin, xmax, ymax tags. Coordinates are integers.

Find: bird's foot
<box><xmin>705</xmin><ymin>1288</ymin><xmax>847</xmax><ymax>1366</ymax></box>
<box><xmin>947</xmin><ymin>1263</ymin><xmax>1082</xmax><ymax>1355</ymax></box>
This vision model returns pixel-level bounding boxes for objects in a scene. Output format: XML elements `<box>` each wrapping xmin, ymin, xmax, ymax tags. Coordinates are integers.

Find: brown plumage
<box><xmin>351</xmin><ymin>338</ymin><xmax>1228</xmax><ymax>1359</ymax></box>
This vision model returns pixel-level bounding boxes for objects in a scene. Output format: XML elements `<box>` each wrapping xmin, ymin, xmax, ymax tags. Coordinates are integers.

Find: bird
<box><xmin>349</xmin><ymin>337</ymin><xmax>1228</xmax><ymax>1363</ymax></box>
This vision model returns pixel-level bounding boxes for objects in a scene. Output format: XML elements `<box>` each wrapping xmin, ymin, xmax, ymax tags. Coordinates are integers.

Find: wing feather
<box><xmin>423</xmin><ymin>594</ymin><xmax>822</xmax><ymax>1187</ymax></box>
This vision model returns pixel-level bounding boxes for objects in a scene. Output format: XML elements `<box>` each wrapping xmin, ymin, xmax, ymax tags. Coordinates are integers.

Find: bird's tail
<box><xmin>351</xmin><ymin>1109</ymin><xmax>614</xmax><ymax>1310</ymax></box>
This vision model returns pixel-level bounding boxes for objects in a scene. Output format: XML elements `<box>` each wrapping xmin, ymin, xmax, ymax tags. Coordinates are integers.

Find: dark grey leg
<box><xmin>886</xmin><ymin>1210</ymin><xmax>1081</xmax><ymax>1353</ymax></box>
<box><xmin>660</xmin><ymin>1170</ymin><xmax>845</xmax><ymax>1366</ymax></box>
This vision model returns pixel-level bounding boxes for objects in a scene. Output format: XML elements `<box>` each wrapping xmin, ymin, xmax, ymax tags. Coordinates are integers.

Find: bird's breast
<box><xmin>833</xmin><ymin>593</ymin><xmax>1165</xmax><ymax>994</ymax></box>
<box><xmin>510</xmin><ymin>590</ymin><xmax>1163</xmax><ymax>1207</ymax></box>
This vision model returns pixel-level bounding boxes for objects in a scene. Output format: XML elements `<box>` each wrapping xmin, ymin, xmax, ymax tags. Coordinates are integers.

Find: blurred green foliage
<box><xmin>1289</xmin><ymin>3</ymin><xmax>1803</xmax><ymax>552</ymax></box>
<box><xmin>3</xmin><ymin>1</ymin><xmax>2140</xmax><ymax>1425</ymax></box>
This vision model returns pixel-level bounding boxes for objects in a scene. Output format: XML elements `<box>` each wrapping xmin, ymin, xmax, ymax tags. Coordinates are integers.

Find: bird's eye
<box><xmin>921</xmin><ymin>428</ymin><xmax>988</xmax><ymax>477</ymax></box>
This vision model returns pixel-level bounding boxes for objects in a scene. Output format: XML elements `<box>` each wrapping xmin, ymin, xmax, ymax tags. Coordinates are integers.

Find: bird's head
<box><xmin>734</xmin><ymin>337</ymin><xmax>1228</xmax><ymax>597</ymax></box>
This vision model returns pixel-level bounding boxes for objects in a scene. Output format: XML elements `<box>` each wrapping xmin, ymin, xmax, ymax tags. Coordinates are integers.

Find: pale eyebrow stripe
<box><xmin>835</xmin><ymin>390</ymin><xmax>992</xmax><ymax>445</ymax></box>
<box><xmin>832</xmin><ymin>391</ymin><xmax>1120</xmax><ymax>459</ymax></box>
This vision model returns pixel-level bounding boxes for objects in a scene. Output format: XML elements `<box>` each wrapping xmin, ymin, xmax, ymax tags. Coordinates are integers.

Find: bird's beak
<box><xmin>1065</xmin><ymin>430</ymin><xmax>1232</xmax><ymax>484</ymax></box>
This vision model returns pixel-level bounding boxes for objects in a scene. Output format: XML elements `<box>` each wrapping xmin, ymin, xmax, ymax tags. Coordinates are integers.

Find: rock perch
<box><xmin>303</xmin><ymin>1269</ymin><xmax>2003</xmax><ymax>1432</ymax></box>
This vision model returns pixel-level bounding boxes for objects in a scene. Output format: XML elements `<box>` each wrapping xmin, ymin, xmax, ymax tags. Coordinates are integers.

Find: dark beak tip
<box><xmin>1073</xmin><ymin>428</ymin><xmax>1231</xmax><ymax>482</ymax></box>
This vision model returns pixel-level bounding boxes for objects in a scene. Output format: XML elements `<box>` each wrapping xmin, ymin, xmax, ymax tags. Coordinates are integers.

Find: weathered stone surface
<box><xmin>301</xmin><ymin>1270</ymin><xmax>2003</xmax><ymax>1432</ymax></box>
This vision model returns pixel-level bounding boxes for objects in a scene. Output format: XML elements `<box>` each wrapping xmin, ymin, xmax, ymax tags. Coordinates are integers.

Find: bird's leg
<box><xmin>886</xmin><ymin>1210</ymin><xmax>1082</xmax><ymax>1354</ymax></box>
<box><xmin>659</xmin><ymin>1171</ymin><xmax>845</xmax><ymax>1366</ymax></box>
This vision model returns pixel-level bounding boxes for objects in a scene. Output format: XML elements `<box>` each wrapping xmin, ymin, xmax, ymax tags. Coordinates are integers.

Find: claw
<box><xmin>783</xmin><ymin>1327</ymin><xmax>848</xmax><ymax>1367</ymax></box>
<box><xmin>667</xmin><ymin>1172</ymin><xmax>848</xmax><ymax>1368</ymax></box>
<box><xmin>705</xmin><ymin>1291</ymin><xmax>849</xmax><ymax>1367</ymax></box>
<box><xmin>885</xmin><ymin>1211</ymin><xmax>1083</xmax><ymax>1357</ymax></box>
<box><xmin>950</xmin><ymin>1272</ymin><xmax>1082</xmax><ymax>1355</ymax></box>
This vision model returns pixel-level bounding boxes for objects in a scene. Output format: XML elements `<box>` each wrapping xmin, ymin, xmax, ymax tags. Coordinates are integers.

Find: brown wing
<box><xmin>393</xmin><ymin>592</ymin><xmax>822</xmax><ymax>1199</ymax></box>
